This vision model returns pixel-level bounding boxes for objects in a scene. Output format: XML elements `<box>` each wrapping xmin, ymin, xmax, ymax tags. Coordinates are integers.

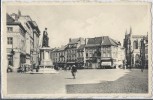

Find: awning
<box><xmin>67</xmin><ymin>62</ymin><xmax>76</xmax><ymax>64</ymax></box>
<box><xmin>101</xmin><ymin>57</ymin><xmax>113</xmax><ymax>61</ymax></box>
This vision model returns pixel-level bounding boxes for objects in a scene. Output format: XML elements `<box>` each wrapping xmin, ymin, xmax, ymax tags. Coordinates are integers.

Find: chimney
<box><xmin>15</xmin><ymin>14</ymin><xmax>19</xmax><ymax>21</ymax></box>
<box><xmin>11</xmin><ymin>14</ymin><xmax>19</xmax><ymax>21</ymax></box>
<box><xmin>18</xmin><ymin>10</ymin><xmax>21</xmax><ymax>17</ymax></box>
<box><xmin>69</xmin><ymin>38</ymin><xmax>71</xmax><ymax>42</ymax></box>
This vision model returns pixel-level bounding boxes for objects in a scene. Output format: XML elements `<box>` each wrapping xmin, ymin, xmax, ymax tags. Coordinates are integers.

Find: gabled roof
<box><xmin>86</xmin><ymin>36</ymin><xmax>119</xmax><ymax>47</ymax></box>
<box><xmin>107</xmin><ymin>37</ymin><xmax>119</xmax><ymax>46</ymax></box>
<box><xmin>52</xmin><ymin>48</ymin><xmax>59</xmax><ymax>52</ymax></box>
<box><xmin>7</xmin><ymin>14</ymin><xmax>15</xmax><ymax>23</ymax></box>
<box><xmin>68</xmin><ymin>38</ymin><xmax>80</xmax><ymax>45</ymax></box>
<box><xmin>7</xmin><ymin>14</ymin><xmax>26</xmax><ymax>33</ymax></box>
<box><xmin>58</xmin><ymin>45</ymin><xmax>67</xmax><ymax>51</ymax></box>
<box><xmin>78</xmin><ymin>44</ymin><xmax>85</xmax><ymax>50</ymax></box>
<box><xmin>28</xmin><ymin>21</ymin><xmax>40</xmax><ymax>34</ymax></box>
<box><xmin>95</xmin><ymin>37</ymin><xmax>102</xmax><ymax>44</ymax></box>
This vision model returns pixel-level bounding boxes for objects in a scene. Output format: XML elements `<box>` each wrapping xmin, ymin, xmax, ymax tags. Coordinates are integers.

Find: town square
<box><xmin>2</xmin><ymin>1</ymin><xmax>151</xmax><ymax>99</ymax></box>
<box><xmin>7</xmin><ymin>69</ymin><xmax>148</xmax><ymax>94</ymax></box>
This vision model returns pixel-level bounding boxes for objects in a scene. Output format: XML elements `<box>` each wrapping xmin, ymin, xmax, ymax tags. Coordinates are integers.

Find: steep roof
<box><xmin>78</xmin><ymin>44</ymin><xmax>85</xmax><ymax>50</ymax></box>
<box><xmin>28</xmin><ymin>21</ymin><xmax>40</xmax><ymax>34</ymax></box>
<box><xmin>7</xmin><ymin>14</ymin><xmax>15</xmax><ymax>23</ymax></box>
<box><xmin>107</xmin><ymin>37</ymin><xmax>120</xmax><ymax>46</ymax></box>
<box><xmin>7</xmin><ymin>14</ymin><xmax>26</xmax><ymax>33</ymax></box>
<box><xmin>58</xmin><ymin>45</ymin><xmax>67</xmax><ymax>51</ymax></box>
<box><xmin>68</xmin><ymin>38</ymin><xmax>80</xmax><ymax>45</ymax></box>
<box><xmin>86</xmin><ymin>36</ymin><xmax>119</xmax><ymax>47</ymax></box>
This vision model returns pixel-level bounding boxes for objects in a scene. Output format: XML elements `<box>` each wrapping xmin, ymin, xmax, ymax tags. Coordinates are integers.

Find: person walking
<box><xmin>71</xmin><ymin>65</ymin><xmax>77</xmax><ymax>79</ymax></box>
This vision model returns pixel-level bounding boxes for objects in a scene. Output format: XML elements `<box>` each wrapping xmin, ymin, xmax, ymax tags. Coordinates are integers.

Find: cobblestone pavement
<box><xmin>7</xmin><ymin>69</ymin><xmax>148</xmax><ymax>94</ymax></box>
<box><xmin>66</xmin><ymin>69</ymin><xmax>148</xmax><ymax>93</ymax></box>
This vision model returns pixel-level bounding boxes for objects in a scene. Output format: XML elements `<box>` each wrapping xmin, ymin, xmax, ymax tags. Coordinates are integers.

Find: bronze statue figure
<box><xmin>42</xmin><ymin>28</ymin><xmax>49</xmax><ymax>47</ymax></box>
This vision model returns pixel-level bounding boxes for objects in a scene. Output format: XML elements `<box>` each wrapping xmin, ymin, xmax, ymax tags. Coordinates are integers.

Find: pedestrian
<box><xmin>71</xmin><ymin>65</ymin><xmax>77</xmax><ymax>79</ymax></box>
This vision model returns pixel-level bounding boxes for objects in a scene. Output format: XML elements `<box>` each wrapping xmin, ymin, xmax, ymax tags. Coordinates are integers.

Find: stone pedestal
<box><xmin>32</xmin><ymin>47</ymin><xmax>58</xmax><ymax>74</ymax></box>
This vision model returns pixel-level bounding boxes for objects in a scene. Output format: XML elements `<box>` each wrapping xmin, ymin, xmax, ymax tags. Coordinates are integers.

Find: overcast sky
<box><xmin>6</xmin><ymin>3</ymin><xmax>151</xmax><ymax>48</ymax></box>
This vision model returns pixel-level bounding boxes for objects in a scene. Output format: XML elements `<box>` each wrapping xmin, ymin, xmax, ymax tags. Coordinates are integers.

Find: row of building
<box><xmin>51</xmin><ymin>29</ymin><xmax>148</xmax><ymax>69</ymax></box>
<box><xmin>7</xmin><ymin>11</ymin><xmax>40</xmax><ymax>70</ymax></box>
<box><xmin>51</xmin><ymin>36</ymin><xmax>125</xmax><ymax>69</ymax></box>
<box><xmin>6</xmin><ymin>11</ymin><xmax>148</xmax><ymax>70</ymax></box>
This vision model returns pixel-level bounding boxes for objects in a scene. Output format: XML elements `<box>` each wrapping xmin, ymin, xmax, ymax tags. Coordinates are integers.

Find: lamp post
<box><xmin>11</xmin><ymin>42</ymin><xmax>14</xmax><ymax>66</ymax></box>
<box><xmin>140</xmin><ymin>37</ymin><xmax>145</xmax><ymax>72</ymax></box>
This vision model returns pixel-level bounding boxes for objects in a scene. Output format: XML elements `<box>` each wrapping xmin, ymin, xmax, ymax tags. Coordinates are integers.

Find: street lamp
<box><xmin>141</xmin><ymin>37</ymin><xmax>145</xmax><ymax>72</ymax></box>
<box><xmin>11</xmin><ymin>42</ymin><xmax>14</xmax><ymax>66</ymax></box>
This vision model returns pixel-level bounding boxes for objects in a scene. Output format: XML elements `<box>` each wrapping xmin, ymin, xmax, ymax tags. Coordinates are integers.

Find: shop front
<box><xmin>66</xmin><ymin>62</ymin><xmax>76</xmax><ymax>70</ymax></box>
<box><xmin>101</xmin><ymin>57</ymin><xmax>115</xmax><ymax>69</ymax></box>
<box><xmin>20</xmin><ymin>53</ymin><xmax>26</xmax><ymax>67</ymax></box>
<box><xmin>77</xmin><ymin>62</ymin><xmax>84</xmax><ymax>69</ymax></box>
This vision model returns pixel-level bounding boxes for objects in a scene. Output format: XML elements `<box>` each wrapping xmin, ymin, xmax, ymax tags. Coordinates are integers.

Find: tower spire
<box><xmin>129</xmin><ymin>26</ymin><xmax>132</xmax><ymax>35</ymax></box>
<box><xmin>125</xmin><ymin>29</ymin><xmax>127</xmax><ymax>35</ymax></box>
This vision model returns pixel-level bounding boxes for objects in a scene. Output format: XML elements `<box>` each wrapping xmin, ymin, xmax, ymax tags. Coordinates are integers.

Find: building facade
<box><xmin>76</xmin><ymin>44</ymin><xmax>86</xmax><ymax>68</ymax></box>
<box><xmin>140</xmin><ymin>35</ymin><xmax>148</xmax><ymax>69</ymax></box>
<box><xmin>7</xmin><ymin>13</ymin><xmax>27</xmax><ymax>70</ymax></box>
<box><xmin>7</xmin><ymin>11</ymin><xmax>40</xmax><ymax>70</ymax></box>
<box><xmin>66</xmin><ymin>38</ymin><xmax>85</xmax><ymax>67</ymax></box>
<box><xmin>50</xmin><ymin>36</ymin><xmax>123</xmax><ymax>69</ymax></box>
<box><xmin>51</xmin><ymin>48</ymin><xmax>59</xmax><ymax>66</ymax></box>
<box><xmin>51</xmin><ymin>46</ymin><xmax>67</xmax><ymax>69</ymax></box>
<box><xmin>123</xmin><ymin>28</ymin><xmax>148</xmax><ymax>68</ymax></box>
<box><xmin>85</xmin><ymin>36</ymin><xmax>121</xmax><ymax>69</ymax></box>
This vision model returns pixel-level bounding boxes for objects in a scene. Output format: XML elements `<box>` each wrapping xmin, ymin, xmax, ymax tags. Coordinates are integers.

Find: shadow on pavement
<box><xmin>65</xmin><ymin>78</ymin><xmax>74</xmax><ymax>79</ymax></box>
<box><xmin>66</xmin><ymin>69</ymin><xmax>148</xmax><ymax>93</ymax></box>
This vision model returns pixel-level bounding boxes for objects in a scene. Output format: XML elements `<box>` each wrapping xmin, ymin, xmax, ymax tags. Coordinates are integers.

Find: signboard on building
<box><xmin>101</xmin><ymin>62</ymin><xmax>111</xmax><ymax>66</ymax></box>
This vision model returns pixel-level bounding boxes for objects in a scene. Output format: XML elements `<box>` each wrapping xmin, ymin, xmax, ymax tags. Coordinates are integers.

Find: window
<box><xmin>86</xmin><ymin>53</ymin><xmax>88</xmax><ymax>57</ymax></box>
<box><xmin>90</xmin><ymin>53</ymin><xmax>93</xmax><ymax>57</ymax></box>
<box><xmin>103</xmin><ymin>52</ymin><xmax>106</xmax><ymax>57</ymax></box>
<box><xmin>139</xmin><ymin>41</ymin><xmax>141</xmax><ymax>47</ymax></box>
<box><xmin>7</xmin><ymin>27</ymin><xmax>13</xmax><ymax>32</ymax></box>
<box><xmin>107</xmin><ymin>53</ymin><xmax>110</xmax><ymax>57</ymax></box>
<box><xmin>7</xmin><ymin>37</ymin><xmax>13</xmax><ymax>44</ymax></box>
<box><xmin>133</xmin><ymin>40</ymin><xmax>138</xmax><ymax>49</ymax></box>
<box><xmin>21</xmin><ymin>40</ymin><xmax>25</xmax><ymax>50</ymax></box>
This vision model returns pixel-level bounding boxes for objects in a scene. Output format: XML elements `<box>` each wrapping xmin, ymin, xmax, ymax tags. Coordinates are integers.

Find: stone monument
<box><xmin>38</xmin><ymin>28</ymin><xmax>58</xmax><ymax>73</ymax></box>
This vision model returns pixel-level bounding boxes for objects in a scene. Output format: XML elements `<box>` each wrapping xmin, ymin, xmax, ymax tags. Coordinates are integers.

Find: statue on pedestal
<box><xmin>35</xmin><ymin>28</ymin><xmax>58</xmax><ymax>74</ymax></box>
<box><xmin>42</xmin><ymin>28</ymin><xmax>49</xmax><ymax>47</ymax></box>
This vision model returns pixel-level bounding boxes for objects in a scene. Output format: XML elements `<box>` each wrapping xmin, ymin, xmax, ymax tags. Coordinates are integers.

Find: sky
<box><xmin>6</xmin><ymin>3</ymin><xmax>151</xmax><ymax>48</ymax></box>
